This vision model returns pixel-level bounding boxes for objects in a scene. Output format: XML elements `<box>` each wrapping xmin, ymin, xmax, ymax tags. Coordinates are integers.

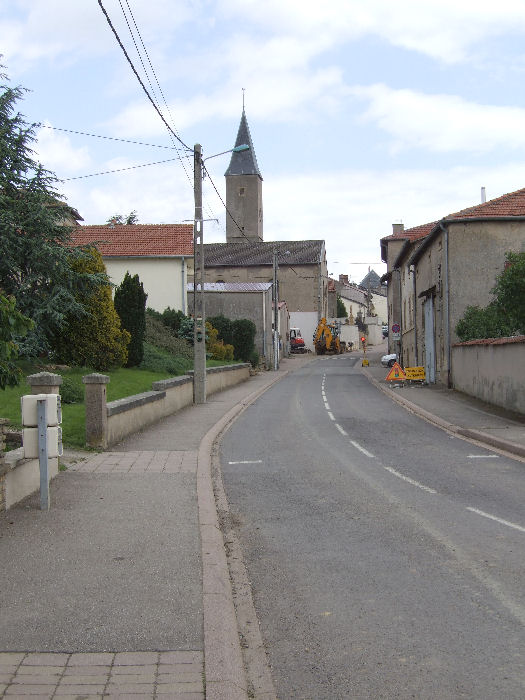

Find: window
<box><xmin>239</xmin><ymin>187</ymin><xmax>245</xmax><ymax>196</ymax></box>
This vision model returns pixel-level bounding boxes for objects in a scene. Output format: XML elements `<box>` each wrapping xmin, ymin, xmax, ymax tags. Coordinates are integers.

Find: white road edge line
<box><xmin>228</xmin><ymin>460</ymin><xmax>263</xmax><ymax>465</ymax></box>
<box><xmin>350</xmin><ymin>440</ymin><xmax>374</xmax><ymax>458</ymax></box>
<box><xmin>383</xmin><ymin>465</ymin><xmax>437</xmax><ymax>494</ymax></box>
<box><xmin>324</xmin><ymin>402</ymin><xmax>331</xmax><ymax>410</ymax></box>
<box><xmin>335</xmin><ymin>424</ymin><xmax>348</xmax><ymax>436</ymax></box>
<box><xmin>327</xmin><ymin>411</ymin><xmax>335</xmax><ymax>421</ymax></box>
<box><xmin>466</xmin><ymin>507</ymin><xmax>525</xmax><ymax>533</ymax></box>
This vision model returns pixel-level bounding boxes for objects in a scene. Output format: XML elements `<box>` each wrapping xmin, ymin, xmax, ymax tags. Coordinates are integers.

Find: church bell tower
<box><xmin>224</xmin><ymin>110</ymin><xmax>263</xmax><ymax>242</ymax></box>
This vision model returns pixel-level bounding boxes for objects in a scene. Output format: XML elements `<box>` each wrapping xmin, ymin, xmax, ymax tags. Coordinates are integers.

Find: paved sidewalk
<box><xmin>0</xmin><ymin>354</ymin><xmax>314</xmax><ymax>700</ymax></box>
<box><xmin>362</xmin><ymin>343</ymin><xmax>525</xmax><ymax>460</ymax></box>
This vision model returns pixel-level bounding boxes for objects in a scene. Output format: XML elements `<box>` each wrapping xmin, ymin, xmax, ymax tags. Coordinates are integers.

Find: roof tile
<box><xmin>447</xmin><ymin>186</ymin><xmax>525</xmax><ymax>219</ymax></box>
<box><xmin>71</xmin><ymin>224</ymin><xmax>194</xmax><ymax>257</ymax></box>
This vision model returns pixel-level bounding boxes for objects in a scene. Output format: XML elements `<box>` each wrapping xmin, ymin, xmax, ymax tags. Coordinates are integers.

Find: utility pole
<box><xmin>273</xmin><ymin>248</ymin><xmax>279</xmax><ymax>370</ymax></box>
<box><xmin>193</xmin><ymin>144</ymin><xmax>206</xmax><ymax>403</ymax></box>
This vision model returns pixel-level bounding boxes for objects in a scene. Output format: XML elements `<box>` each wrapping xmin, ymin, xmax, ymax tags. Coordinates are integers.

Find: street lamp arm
<box><xmin>202</xmin><ymin>144</ymin><xmax>250</xmax><ymax>162</ymax></box>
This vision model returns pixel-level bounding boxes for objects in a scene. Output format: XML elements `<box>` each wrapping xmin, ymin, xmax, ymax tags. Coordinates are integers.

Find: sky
<box><xmin>3</xmin><ymin>1</ymin><xmax>525</xmax><ymax>284</ymax></box>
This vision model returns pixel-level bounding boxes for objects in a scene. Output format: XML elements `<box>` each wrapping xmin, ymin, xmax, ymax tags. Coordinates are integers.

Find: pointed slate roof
<box><xmin>224</xmin><ymin>110</ymin><xmax>262</xmax><ymax>179</ymax></box>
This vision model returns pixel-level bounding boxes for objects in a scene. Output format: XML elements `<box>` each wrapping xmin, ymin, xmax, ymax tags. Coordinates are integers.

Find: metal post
<box><xmin>37</xmin><ymin>398</ymin><xmax>49</xmax><ymax>511</ymax></box>
<box><xmin>193</xmin><ymin>144</ymin><xmax>206</xmax><ymax>403</ymax></box>
<box><xmin>273</xmin><ymin>249</ymin><xmax>279</xmax><ymax>370</ymax></box>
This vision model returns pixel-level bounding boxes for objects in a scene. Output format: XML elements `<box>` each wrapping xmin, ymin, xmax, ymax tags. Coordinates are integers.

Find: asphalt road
<box><xmin>220</xmin><ymin>354</ymin><xmax>525</xmax><ymax>699</ymax></box>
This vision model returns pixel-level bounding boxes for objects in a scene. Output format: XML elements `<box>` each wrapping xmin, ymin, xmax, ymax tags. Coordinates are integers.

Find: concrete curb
<box><xmin>362</xmin><ymin>367</ymin><xmax>525</xmax><ymax>459</ymax></box>
<box><xmin>197</xmin><ymin>370</ymin><xmax>293</xmax><ymax>700</ymax></box>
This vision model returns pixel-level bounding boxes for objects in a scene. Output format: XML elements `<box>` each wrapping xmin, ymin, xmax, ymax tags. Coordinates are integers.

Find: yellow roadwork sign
<box><xmin>404</xmin><ymin>366</ymin><xmax>425</xmax><ymax>380</ymax></box>
<box><xmin>385</xmin><ymin>362</ymin><xmax>406</xmax><ymax>381</ymax></box>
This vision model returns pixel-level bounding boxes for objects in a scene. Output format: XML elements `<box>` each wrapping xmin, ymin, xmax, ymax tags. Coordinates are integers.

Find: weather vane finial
<box><xmin>242</xmin><ymin>88</ymin><xmax>245</xmax><ymax>111</ymax></box>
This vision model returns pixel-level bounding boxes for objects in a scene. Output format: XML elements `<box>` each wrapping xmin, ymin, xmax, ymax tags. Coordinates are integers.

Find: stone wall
<box><xmin>86</xmin><ymin>364</ymin><xmax>251</xmax><ymax>449</ymax></box>
<box><xmin>451</xmin><ymin>336</ymin><xmax>525</xmax><ymax>414</ymax></box>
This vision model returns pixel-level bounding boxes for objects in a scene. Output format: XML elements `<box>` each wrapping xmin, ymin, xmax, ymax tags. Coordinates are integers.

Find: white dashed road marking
<box><xmin>382</xmin><ymin>465</ymin><xmax>437</xmax><ymax>493</ymax></box>
<box><xmin>466</xmin><ymin>507</ymin><xmax>525</xmax><ymax>533</ymax></box>
<box><xmin>350</xmin><ymin>440</ymin><xmax>375</xmax><ymax>458</ymax></box>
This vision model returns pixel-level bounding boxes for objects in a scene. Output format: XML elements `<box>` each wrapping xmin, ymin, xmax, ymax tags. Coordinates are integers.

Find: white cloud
<box><xmin>350</xmin><ymin>84</ymin><xmax>525</xmax><ymax>154</ymax></box>
<box><xmin>262</xmin><ymin>162</ymin><xmax>525</xmax><ymax>282</ymax></box>
<box><xmin>220</xmin><ymin>0</ymin><xmax>525</xmax><ymax>64</ymax></box>
<box><xmin>34</xmin><ymin>124</ymin><xmax>92</xmax><ymax>174</ymax></box>
<box><xmin>0</xmin><ymin>0</ymin><xmax>195</xmax><ymax>69</ymax></box>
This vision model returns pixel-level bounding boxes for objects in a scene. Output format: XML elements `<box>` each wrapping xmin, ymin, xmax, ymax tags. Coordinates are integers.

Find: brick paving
<box><xmin>67</xmin><ymin>451</ymin><xmax>198</xmax><ymax>475</ymax></box>
<box><xmin>0</xmin><ymin>651</ymin><xmax>204</xmax><ymax>698</ymax></box>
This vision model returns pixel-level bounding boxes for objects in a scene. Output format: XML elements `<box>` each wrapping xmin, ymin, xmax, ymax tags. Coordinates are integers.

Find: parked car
<box><xmin>382</xmin><ymin>324</ymin><xmax>388</xmax><ymax>338</ymax></box>
<box><xmin>381</xmin><ymin>353</ymin><xmax>398</xmax><ymax>367</ymax></box>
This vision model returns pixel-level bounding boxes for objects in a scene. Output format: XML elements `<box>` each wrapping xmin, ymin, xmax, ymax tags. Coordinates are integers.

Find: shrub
<box><xmin>144</xmin><ymin>315</ymin><xmax>193</xmax><ymax>359</ymax></box>
<box><xmin>178</xmin><ymin>316</ymin><xmax>195</xmax><ymax>345</ymax></box>
<box><xmin>114</xmin><ymin>272</ymin><xmax>148</xmax><ymax>367</ymax></box>
<box><xmin>205</xmin><ymin>321</ymin><xmax>234</xmax><ymax>361</ymax></box>
<box><xmin>60</xmin><ymin>377</ymin><xmax>84</xmax><ymax>404</ymax></box>
<box><xmin>232</xmin><ymin>319</ymin><xmax>256</xmax><ymax>362</ymax></box>
<box><xmin>249</xmin><ymin>349</ymin><xmax>260</xmax><ymax>368</ymax></box>
<box><xmin>162</xmin><ymin>307</ymin><xmax>185</xmax><ymax>335</ymax></box>
<box><xmin>140</xmin><ymin>342</ymin><xmax>192</xmax><ymax>375</ymax></box>
<box><xmin>455</xmin><ymin>303</ymin><xmax>512</xmax><ymax>342</ymax></box>
<box><xmin>208</xmin><ymin>314</ymin><xmax>233</xmax><ymax>345</ymax></box>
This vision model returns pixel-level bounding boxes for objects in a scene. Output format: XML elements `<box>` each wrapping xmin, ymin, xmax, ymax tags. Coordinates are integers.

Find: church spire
<box><xmin>224</xmin><ymin>110</ymin><xmax>262</xmax><ymax>179</ymax></box>
<box><xmin>225</xmin><ymin>108</ymin><xmax>264</xmax><ymax>242</ymax></box>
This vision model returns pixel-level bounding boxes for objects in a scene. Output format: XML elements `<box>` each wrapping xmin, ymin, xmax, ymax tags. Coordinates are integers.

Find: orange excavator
<box><xmin>313</xmin><ymin>318</ymin><xmax>345</xmax><ymax>355</ymax></box>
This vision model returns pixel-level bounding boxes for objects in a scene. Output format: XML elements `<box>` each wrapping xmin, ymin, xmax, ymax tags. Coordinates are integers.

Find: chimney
<box><xmin>339</xmin><ymin>274</ymin><xmax>349</xmax><ymax>285</ymax></box>
<box><xmin>392</xmin><ymin>223</ymin><xmax>404</xmax><ymax>235</ymax></box>
<box><xmin>481</xmin><ymin>187</ymin><xmax>486</xmax><ymax>204</ymax></box>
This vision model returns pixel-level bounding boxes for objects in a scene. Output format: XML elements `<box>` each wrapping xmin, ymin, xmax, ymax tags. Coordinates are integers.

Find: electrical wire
<box><xmin>115</xmin><ymin>0</ymin><xmax>216</xmax><ymax>222</ymax></box>
<box><xmin>61</xmin><ymin>157</ymin><xmax>179</xmax><ymax>180</ymax></box>
<box><xmin>97</xmin><ymin>0</ymin><xmax>191</xmax><ymax>153</ymax></box>
<box><xmin>40</xmin><ymin>125</ymin><xmax>179</xmax><ymax>150</ymax></box>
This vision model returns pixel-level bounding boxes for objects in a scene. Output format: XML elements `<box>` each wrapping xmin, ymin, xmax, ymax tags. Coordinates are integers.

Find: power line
<box><xmin>40</xmin><ymin>125</ymin><xmax>178</xmax><ymax>150</ymax></box>
<box><xmin>113</xmin><ymin>0</ymin><xmax>217</xmax><ymax>223</ymax></box>
<box><xmin>97</xmin><ymin>0</ymin><xmax>191</xmax><ymax>153</ymax></box>
<box><xmin>62</xmin><ymin>157</ymin><xmax>179</xmax><ymax>180</ymax></box>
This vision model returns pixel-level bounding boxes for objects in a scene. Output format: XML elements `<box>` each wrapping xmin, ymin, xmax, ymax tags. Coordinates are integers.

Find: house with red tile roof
<box><xmin>380</xmin><ymin>186</ymin><xmax>525</xmax><ymax>385</ymax></box>
<box><xmin>71</xmin><ymin>224</ymin><xmax>194</xmax><ymax>314</ymax></box>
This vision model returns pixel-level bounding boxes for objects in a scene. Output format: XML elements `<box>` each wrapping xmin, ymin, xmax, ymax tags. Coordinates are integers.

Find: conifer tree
<box><xmin>0</xmin><ymin>68</ymin><xmax>106</xmax><ymax>355</ymax></box>
<box><xmin>114</xmin><ymin>272</ymin><xmax>148</xmax><ymax>367</ymax></box>
<box><xmin>51</xmin><ymin>248</ymin><xmax>130</xmax><ymax>370</ymax></box>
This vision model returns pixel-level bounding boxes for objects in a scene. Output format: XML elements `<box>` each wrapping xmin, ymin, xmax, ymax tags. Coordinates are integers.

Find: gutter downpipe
<box><xmin>181</xmin><ymin>256</ymin><xmax>187</xmax><ymax>315</ymax></box>
<box><xmin>440</xmin><ymin>221</ymin><xmax>451</xmax><ymax>387</ymax></box>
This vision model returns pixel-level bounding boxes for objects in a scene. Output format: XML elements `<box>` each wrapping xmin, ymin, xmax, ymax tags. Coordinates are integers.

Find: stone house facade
<box><xmin>381</xmin><ymin>187</ymin><xmax>525</xmax><ymax>385</ymax></box>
